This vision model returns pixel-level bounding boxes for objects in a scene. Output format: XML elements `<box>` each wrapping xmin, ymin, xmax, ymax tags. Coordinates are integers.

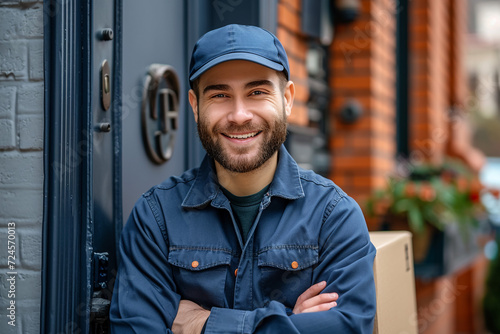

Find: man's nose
<box><xmin>227</xmin><ymin>98</ymin><xmax>253</xmax><ymax>124</ymax></box>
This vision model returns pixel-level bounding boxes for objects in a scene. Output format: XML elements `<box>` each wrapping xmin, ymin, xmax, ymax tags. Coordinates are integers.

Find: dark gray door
<box><xmin>121</xmin><ymin>0</ymin><xmax>188</xmax><ymax>221</ymax></box>
<box><xmin>89</xmin><ymin>1</ymin><xmax>191</xmax><ymax>332</ymax></box>
<box><xmin>90</xmin><ymin>1</ymin><xmax>193</xmax><ymax>332</ymax></box>
<box><xmin>91</xmin><ymin>0</ymin><xmax>118</xmax><ymax>332</ymax></box>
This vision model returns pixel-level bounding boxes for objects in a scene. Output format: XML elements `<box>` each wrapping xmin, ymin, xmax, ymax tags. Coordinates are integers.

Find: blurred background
<box><xmin>1</xmin><ymin>0</ymin><xmax>500</xmax><ymax>333</ymax></box>
<box><xmin>248</xmin><ymin>1</ymin><xmax>500</xmax><ymax>331</ymax></box>
<box><xmin>276</xmin><ymin>0</ymin><xmax>500</xmax><ymax>332</ymax></box>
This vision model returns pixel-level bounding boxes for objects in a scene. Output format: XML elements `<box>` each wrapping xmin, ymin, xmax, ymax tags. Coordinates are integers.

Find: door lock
<box><xmin>101</xmin><ymin>28</ymin><xmax>114</xmax><ymax>41</ymax></box>
<box><xmin>93</xmin><ymin>252</ymin><xmax>109</xmax><ymax>290</ymax></box>
<box><xmin>101</xmin><ymin>60</ymin><xmax>111</xmax><ymax>111</ymax></box>
<box><xmin>98</xmin><ymin>122</ymin><xmax>111</xmax><ymax>132</ymax></box>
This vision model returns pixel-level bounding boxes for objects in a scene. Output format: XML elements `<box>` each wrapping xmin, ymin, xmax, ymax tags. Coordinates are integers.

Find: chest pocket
<box><xmin>258</xmin><ymin>245</ymin><xmax>319</xmax><ymax>309</ymax></box>
<box><xmin>168</xmin><ymin>247</ymin><xmax>232</xmax><ymax>308</ymax></box>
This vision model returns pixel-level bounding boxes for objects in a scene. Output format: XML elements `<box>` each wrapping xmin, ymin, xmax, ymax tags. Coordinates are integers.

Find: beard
<box><xmin>197</xmin><ymin>108</ymin><xmax>288</xmax><ymax>173</ymax></box>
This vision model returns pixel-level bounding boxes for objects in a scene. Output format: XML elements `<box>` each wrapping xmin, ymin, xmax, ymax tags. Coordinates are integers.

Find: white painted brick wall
<box><xmin>0</xmin><ymin>1</ymin><xmax>43</xmax><ymax>333</ymax></box>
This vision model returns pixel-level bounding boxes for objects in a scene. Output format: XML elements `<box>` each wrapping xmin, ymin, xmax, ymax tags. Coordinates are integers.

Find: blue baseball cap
<box><xmin>189</xmin><ymin>24</ymin><xmax>290</xmax><ymax>87</ymax></box>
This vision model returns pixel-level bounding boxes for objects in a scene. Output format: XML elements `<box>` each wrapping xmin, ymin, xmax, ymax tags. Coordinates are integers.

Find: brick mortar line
<box><xmin>0</xmin><ymin>222</ymin><xmax>42</xmax><ymax>227</ymax></box>
<box><xmin>278</xmin><ymin>0</ymin><xmax>301</xmax><ymax>16</ymax></box>
<box><xmin>0</xmin><ymin>184</ymin><xmax>43</xmax><ymax>190</ymax></box>
<box><xmin>0</xmin><ymin>36</ymin><xmax>44</xmax><ymax>41</ymax></box>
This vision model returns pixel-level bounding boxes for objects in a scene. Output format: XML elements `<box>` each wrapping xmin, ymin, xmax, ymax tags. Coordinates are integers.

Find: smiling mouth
<box><xmin>222</xmin><ymin>131</ymin><xmax>261</xmax><ymax>139</ymax></box>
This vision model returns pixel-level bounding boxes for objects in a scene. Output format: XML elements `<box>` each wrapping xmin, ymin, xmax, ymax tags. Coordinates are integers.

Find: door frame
<box><xmin>41</xmin><ymin>0</ymin><xmax>123</xmax><ymax>332</ymax></box>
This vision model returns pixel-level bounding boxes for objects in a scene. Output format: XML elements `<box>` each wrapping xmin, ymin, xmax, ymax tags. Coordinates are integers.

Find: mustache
<box><xmin>213</xmin><ymin>122</ymin><xmax>269</xmax><ymax>134</ymax></box>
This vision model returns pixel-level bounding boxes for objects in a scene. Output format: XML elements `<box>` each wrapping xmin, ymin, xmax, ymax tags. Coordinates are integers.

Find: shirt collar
<box><xmin>181</xmin><ymin>145</ymin><xmax>304</xmax><ymax>208</ymax></box>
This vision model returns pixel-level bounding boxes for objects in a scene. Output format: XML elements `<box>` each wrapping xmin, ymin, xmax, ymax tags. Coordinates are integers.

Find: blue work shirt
<box><xmin>110</xmin><ymin>145</ymin><xmax>376</xmax><ymax>333</ymax></box>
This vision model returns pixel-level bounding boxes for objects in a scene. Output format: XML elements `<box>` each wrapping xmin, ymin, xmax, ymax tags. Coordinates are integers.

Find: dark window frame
<box><xmin>396</xmin><ymin>0</ymin><xmax>410</xmax><ymax>158</ymax></box>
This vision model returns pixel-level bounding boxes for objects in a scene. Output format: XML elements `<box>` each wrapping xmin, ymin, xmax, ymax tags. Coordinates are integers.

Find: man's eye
<box><xmin>212</xmin><ymin>93</ymin><xmax>226</xmax><ymax>98</ymax></box>
<box><xmin>251</xmin><ymin>90</ymin><xmax>265</xmax><ymax>96</ymax></box>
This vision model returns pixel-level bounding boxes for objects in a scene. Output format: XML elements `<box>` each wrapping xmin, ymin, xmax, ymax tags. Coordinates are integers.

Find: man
<box><xmin>110</xmin><ymin>24</ymin><xmax>376</xmax><ymax>333</ymax></box>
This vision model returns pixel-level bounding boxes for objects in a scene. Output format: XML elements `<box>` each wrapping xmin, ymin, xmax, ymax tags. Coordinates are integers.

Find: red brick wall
<box><xmin>409</xmin><ymin>0</ymin><xmax>450</xmax><ymax>165</ymax></box>
<box><xmin>278</xmin><ymin>0</ymin><xmax>475</xmax><ymax>197</ymax></box>
<box><xmin>455</xmin><ymin>256</ymin><xmax>488</xmax><ymax>333</ymax></box>
<box><xmin>415</xmin><ymin>277</ymin><xmax>458</xmax><ymax>334</ymax></box>
<box><xmin>277</xmin><ymin>0</ymin><xmax>309</xmax><ymax>126</ymax></box>
<box><xmin>277</xmin><ymin>2</ymin><xmax>488</xmax><ymax>333</ymax></box>
<box><xmin>445</xmin><ymin>0</ymin><xmax>485</xmax><ymax>171</ymax></box>
<box><xmin>414</xmin><ymin>255</ymin><xmax>489</xmax><ymax>334</ymax></box>
<box><xmin>328</xmin><ymin>0</ymin><xmax>397</xmax><ymax>204</ymax></box>
<box><xmin>448</xmin><ymin>0</ymin><xmax>468</xmax><ymax>107</ymax></box>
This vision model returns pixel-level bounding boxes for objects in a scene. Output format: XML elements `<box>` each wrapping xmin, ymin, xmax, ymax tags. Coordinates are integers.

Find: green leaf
<box><xmin>393</xmin><ymin>199</ymin><xmax>412</xmax><ymax>213</ymax></box>
<box><xmin>408</xmin><ymin>205</ymin><xmax>425</xmax><ymax>234</ymax></box>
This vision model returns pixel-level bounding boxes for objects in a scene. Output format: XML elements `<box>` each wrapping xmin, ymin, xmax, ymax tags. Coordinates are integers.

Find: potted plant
<box><xmin>365</xmin><ymin>159</ymin><xmax>486</xmax><ymax>277</ymax></box>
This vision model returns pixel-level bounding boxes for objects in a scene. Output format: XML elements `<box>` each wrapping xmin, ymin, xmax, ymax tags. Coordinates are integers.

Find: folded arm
<box><xmin>173</xmin><ymin>281</ymin><xmax>339</xmax><ymax>333</ymax></box>
<box><xmin>111</xmin><ymin>195</ymin><xmax>376</xmax><ymax>334</ymax></box>
<box><xmin>177</xmin><ymin>196</ymin><xmax>377</xmax><ymax>334</ymax></box>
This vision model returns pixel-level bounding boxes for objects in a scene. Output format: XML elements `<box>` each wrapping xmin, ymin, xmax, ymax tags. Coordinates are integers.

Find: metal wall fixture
<box><xmin>339</xmin><ymin>99</ymin><xmax>363</xmax><ymax>124</ymax></box>
<box><xmin>141</xmin><ymin>64</ymin><xmax>180</xmax><ymax>164</ymax></box>
<box><xmin>333</xmin><ymin>0</ymin><xmax>361</xmax><ymax>23</ymax></box>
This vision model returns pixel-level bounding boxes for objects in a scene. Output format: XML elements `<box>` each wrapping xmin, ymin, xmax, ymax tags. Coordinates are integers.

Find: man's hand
<box><xmin>292</xmin><ymin>281</ymin><xmax>339</xmax><ymax>314</ymax></box>
<box><xmin>172</xmin><ymin>300</ymin><xmax>210</xmax><ymax>334</ymax></box>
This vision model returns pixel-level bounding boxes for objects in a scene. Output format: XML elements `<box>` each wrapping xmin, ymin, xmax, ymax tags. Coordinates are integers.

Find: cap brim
<box><xmin>190</xmin><ymin>52</ymin><xmax>285</xmax><ymax>82</ymax></box>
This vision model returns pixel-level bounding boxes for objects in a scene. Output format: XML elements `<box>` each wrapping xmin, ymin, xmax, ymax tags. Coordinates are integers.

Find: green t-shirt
<box><xmin>221</xmin><ymin>185</ymin><xmax>269</xmax><ymax>243</ymax></box>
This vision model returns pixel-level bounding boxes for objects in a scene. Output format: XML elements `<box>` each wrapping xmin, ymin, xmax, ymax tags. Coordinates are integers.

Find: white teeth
<box><xmin>227</xmin><ymin>132</ymin><xmax>258</xmax><ymax>139</ymax></box>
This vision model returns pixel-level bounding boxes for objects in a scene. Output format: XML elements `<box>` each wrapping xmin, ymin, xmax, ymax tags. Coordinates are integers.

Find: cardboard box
<box><xmin>370</xmin><ymin>231</ymin><xmax>418</xmax><ymax>334</ymax></box>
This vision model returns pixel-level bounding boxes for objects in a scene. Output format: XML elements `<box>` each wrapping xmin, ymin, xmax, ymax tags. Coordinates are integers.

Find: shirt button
<box><xmin>191</xmin><ymin>261</ymin><xmax>199</xmax><ymax>268</ymax></box>
<box><xmin>291</xmin><ymin>261</ymin><xmax>299</xmax><ymax>269</ymax></box>
<box><xmin>234</xmin><ymin>268</ymin><xmax>238</xmax><ymax>277</ymax></box>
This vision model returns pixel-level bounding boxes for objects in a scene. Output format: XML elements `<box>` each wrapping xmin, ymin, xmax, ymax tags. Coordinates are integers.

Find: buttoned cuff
<box><xmin>204</xmin><ymin>307</ymin><xmax>249</xmax><ymax>334</ymax></box>
<box><xmin>203</xmin><ymin>301</ymin><xmax>290</xmax><ymax>334</ymax></box>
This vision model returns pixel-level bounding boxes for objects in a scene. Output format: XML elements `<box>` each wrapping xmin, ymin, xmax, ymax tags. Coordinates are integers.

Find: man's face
<box><xmin>189</xmin><ymin>60</ymin><xmax>294</xmax><ymax>173</ymax></box>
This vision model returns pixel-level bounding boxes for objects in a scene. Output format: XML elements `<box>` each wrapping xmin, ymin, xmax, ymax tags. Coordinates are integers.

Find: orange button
<box><xmin>234</xmin><ymin>268</ymin><xmax>238</xmax><ymax>277</ymax></box>
<box><xmin>291</xmin><ymin>261</ymin><xmax>299</xmax><ymax>269</ymax></box>
<box><xmin>191</xmin><ymin>261</ymin><xmax>199</xmax><ymax>268</ymax></box>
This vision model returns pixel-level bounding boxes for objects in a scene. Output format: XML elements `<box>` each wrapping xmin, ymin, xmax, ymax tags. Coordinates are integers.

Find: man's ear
<box><xmin>188</xmin><ymin>89</ymin><xmax>199</xmax><ymax>123</ymax></box>
<box><xmin>283</xmin><ymin>81</ymin><xmax>295</xmax><ymax>117</ymax></box>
